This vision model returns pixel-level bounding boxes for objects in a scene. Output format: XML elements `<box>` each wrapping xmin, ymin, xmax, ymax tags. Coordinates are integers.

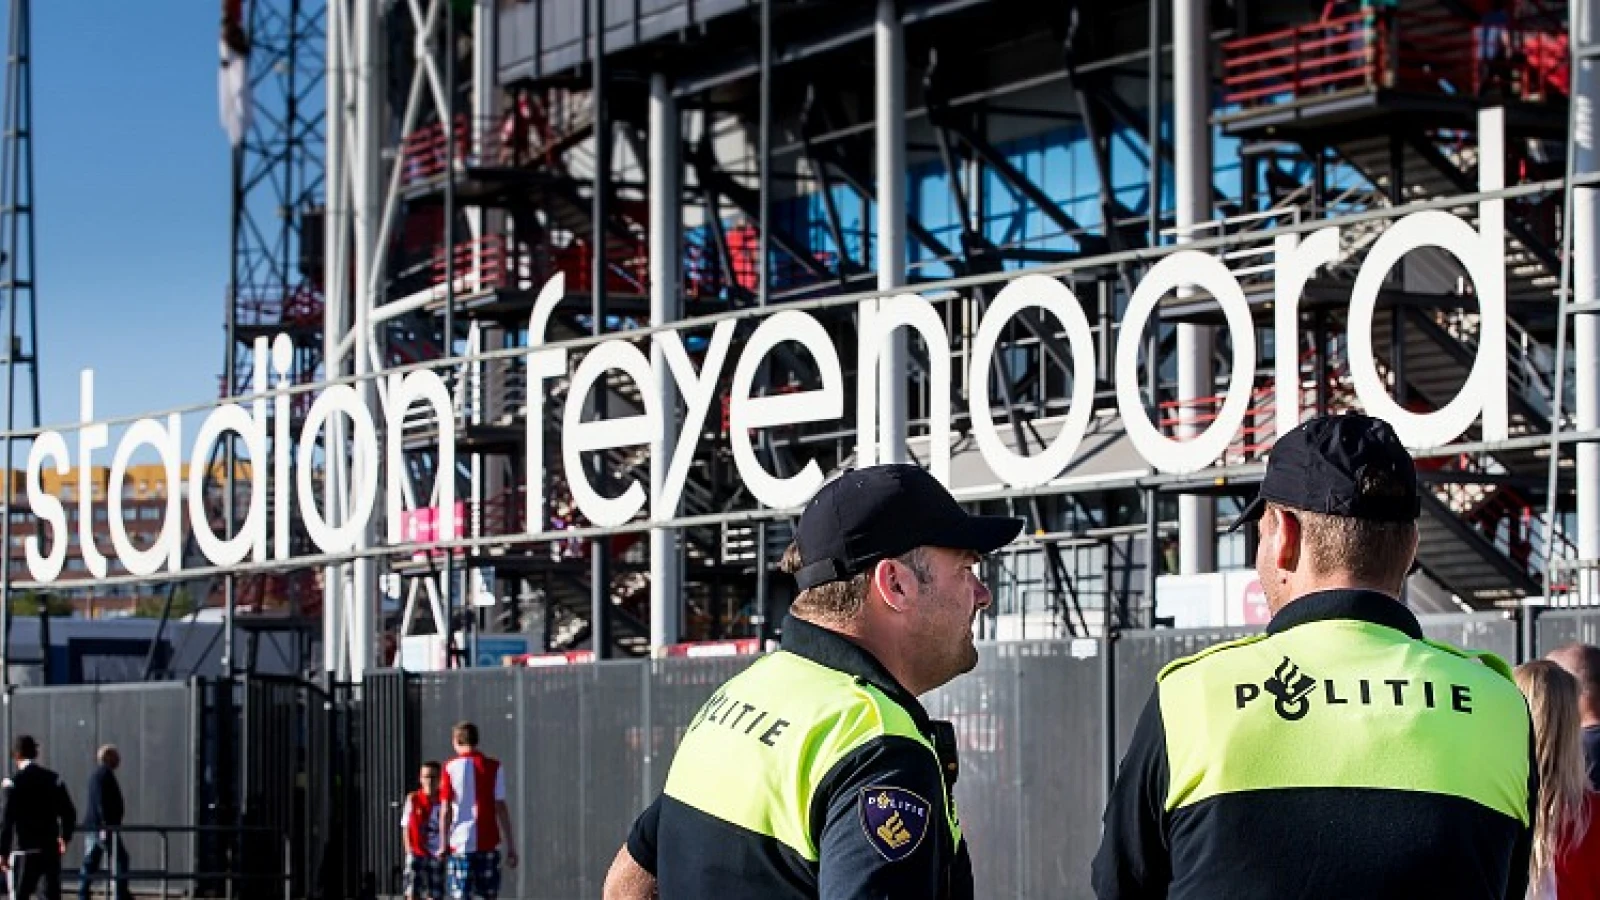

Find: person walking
<box><xmin>1092</xmin><ymin>413</ymin><xmax>1535</xmax><ymax>899</ymax></box>
<box><xmin>1513</xmin><ymin>660</ymin><xmax>1600</xmax><ymax>898</ymax></box>
<box><xmin>1547</xmin><ymin>643</ymin><xmax>1600</xmax><ymax>790</ymax></box>
<box><xmin>0</xmin><ymin>735</ymin><xmax>77</xmax><ymax>900</ymax></box>
<box><xmin>402</xmin><ymin>761</ymin><xmax>444</xmax><ymax>900</ymax></box>
<box><xmin>77</xmin><ymin>745</ymin><xmax>129</xmax><ymax>900</ymax></box>
<box><xmin>602</xmin><ymin>463</ymin><xmax>1024</xmax><ymax>899</ymax></box>
<box><xmin>438</xmin><ymin>723</ymin><xmax>517</xmax><ymax>900</ymax></box>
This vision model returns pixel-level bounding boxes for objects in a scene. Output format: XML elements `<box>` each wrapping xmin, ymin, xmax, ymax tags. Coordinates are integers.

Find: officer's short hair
<box><xmin>780</xmin><ymin>541</ymin><xmax>932</xmax><ymax>624</ymax></box>
<box><xmin>12</xmin><ymin>735</ymin><xmax>37</xmax><ymax>761</ymax></box>
<box><xmin>1267</xmin><ymin>501</ymin><xmax>1417</xmax><ymax>584</ymax></box>
<box><xmin>97</xmin><ymin>744</ymin><xmax>118</xmax><ymax>764</ymax></box>
<box><xmin>452</xmin><ymin>721</ymin><xmax>479</xmax><ymax>748</ymax></box>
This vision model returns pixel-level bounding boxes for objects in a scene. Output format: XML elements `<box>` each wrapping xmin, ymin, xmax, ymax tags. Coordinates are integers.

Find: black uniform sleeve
<box><xmin>624</xmin><ymin>795</ymin><xmax>661</xmax><ymax>876</ymax></box>
<box><xmin>1091</xmin><ymin>688</ymin><xmax>1172</xmax><ymax>900</ymax></box>
<box><xmin>56</xmin><ymin>774</ymin><xmax>76</xmax><ymax>844</ymax></box>
<box><xmin>812</xmin><ymin>735</ymin><xmax>951</xmax><ymax>900</ymax></box>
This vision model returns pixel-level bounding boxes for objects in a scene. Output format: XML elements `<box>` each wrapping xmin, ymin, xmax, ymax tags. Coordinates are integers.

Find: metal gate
<box><xmin>236</xmin><ymin>675</ymin><xmax>361</xmax><ymax>900</ymax></box>
<box><xmin>362</xmin><ymin>670</ymin><xmax>417</xmax><ymax>898</ymax></box>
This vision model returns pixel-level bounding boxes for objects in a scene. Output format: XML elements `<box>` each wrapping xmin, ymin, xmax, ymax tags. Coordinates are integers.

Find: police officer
<box><xmin>1092</xmin><ymin>413</ymin><xmax>1535</xmax><ymax>900</ymax></box>
<box><xmin>602</xmin><ymin>464</ymin><xmax>1022</xmax><ymax>899</ymax></box>
<box><xmin>0</xmin><ymin>735</ymin><xmax>77</xmax><ymax>900</ymax></box>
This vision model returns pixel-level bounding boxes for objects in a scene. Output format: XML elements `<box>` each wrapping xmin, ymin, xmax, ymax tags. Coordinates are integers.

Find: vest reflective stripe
<box><xmin>662</xmin><ymin>651</ymin><xmax>961</xmax><ymax>862</ymax></box>
<box><xmin>1158</xmin><ymin>620</ymin><xmax>1530</xmax><ymax>825</ymax></box>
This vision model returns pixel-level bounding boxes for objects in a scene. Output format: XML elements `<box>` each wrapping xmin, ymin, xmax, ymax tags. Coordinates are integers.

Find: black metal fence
<box><xmin>357</xmin><ymin>612</ymin><xmax>1530</xmax><ymax>900</ymax></box>
<box><xmin>0</xmin><ymin>609</ymin><xmax>1585</xmax><ymax>899</ymax></box>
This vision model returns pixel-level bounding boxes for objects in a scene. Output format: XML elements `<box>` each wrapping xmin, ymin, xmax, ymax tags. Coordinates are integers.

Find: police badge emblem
<box><xmin>858</xmin><ymin>786</ymin><xmax>932</xmax><ymax>862</ymax></box>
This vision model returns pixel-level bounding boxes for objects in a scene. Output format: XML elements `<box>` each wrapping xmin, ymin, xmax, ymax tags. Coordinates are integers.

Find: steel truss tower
<box><xmin>0</xmin><ymin>0</ymin><xmax>39</xmax><ymax>689</ymax></box>
<box><xmin>223</xmin><ymin>0</ymin><xmax>325</xmax><ymax>670</ymax></box>
<box><xmin>323</xmin><ymin>0</ymin><xmax>425</xmax><ymax>679</ymax></box>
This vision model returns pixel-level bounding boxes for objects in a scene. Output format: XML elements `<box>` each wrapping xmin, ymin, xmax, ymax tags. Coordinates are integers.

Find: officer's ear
<box><xmin>870</xmin><ymin>557</ymin><xmax>915</xmax><ymax>614</ymax></box>
<box><xmin>1271</xmin><ymin>507</ymin><xmax>1303</xmax><ymax>573</ymax></box>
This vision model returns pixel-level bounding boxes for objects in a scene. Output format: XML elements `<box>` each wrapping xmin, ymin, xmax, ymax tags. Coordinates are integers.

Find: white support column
<box><xmin>470</xmin><ymin>0</ymin><xmax>497</xmax><ymax>250</ymax></box>
<box><xmin>323</xmin><ymin>0</ymin><xmax>347</xmax><ymax>678</ymax></box>
<box><xmin>1174</xmin><ymin>0</ymin><xmax>1215</xmax><ymax>574</ymax></box>
<box><xmin>649</xmin><ymin>72</ymin><xmax>683</xmax><ymax>650</ymax></box>
<box><xmin>483</xmin><ymin>326</ymin><xmax>505</xmax><ymax>558</ymax></box>
<box><xmin>350</xmin><ymin>0</ymin><xmax>382</xmax><ymax>678</ymax></box>
<box><xmin>473</xmin><ymin>0</ymin><xmax>496</xmax><ymax>160</ymax></box>
<box><xmin>875</xmin><ymin>0</ymin><xmax>909</xmax><ymax>464</ymax></box>
<box><xmin>1575</xmin><ymin>0</ymin><xmax>1600</xmax><ymax>600</ymax></box>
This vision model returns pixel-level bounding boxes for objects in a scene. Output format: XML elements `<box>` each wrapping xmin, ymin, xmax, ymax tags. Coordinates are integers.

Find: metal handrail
<box><xmin>1222</xmin><ymin>11</ymin><xmax>1376</xmax><ymax>106</ymax></box>
<box><xmin>400</xmin><ymin>100</ymin><xmax>596</xmax><ymax>184</ymax></box>
<box><xmin>1435</xmin><ymin>307</ymin><xmax>1572</xmax><ymax>423</ymax></box>
<box><xmin>75</xmin><ymin>824</ymin><xmax>290</xmax><ymax>900</ymax></box>
<box><xmin>1223</xmin><ymin>9</ymin><xmax>1569</xmax><ymax>107</ymax></box>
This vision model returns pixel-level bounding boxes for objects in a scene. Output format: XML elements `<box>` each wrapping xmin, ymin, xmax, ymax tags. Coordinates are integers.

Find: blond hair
<box><xmin>1516</xmin><ymin>659</ymin><xmax>1590</xmax><ymax>884</ymax></box>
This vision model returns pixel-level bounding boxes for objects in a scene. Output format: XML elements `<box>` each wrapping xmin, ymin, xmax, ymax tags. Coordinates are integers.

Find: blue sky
<box><xmin>26</xmin><ymin>4</ymin><xmax>228</xmax><ymax>430</ymax></box>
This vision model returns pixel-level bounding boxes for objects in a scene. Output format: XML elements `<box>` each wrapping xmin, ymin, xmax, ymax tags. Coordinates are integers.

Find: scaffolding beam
<box><xmin>1174</xmin><ymin>0</ymin><xmax>1215</xmax><ymax>575</ymax></box>
<box><xmin>875</xmin><ymin>0</ymin><xmax>909</xmax><ymax>464</ymax></box>
<box><xmin>649</xmin><ymin>72</ymin><xmax>682</xmax><ymax>649</ymax></box>
<box><xmin>1576</xmin><ymin>0</ymin><xmax>1600</xmax><ymax>604</ymax></box>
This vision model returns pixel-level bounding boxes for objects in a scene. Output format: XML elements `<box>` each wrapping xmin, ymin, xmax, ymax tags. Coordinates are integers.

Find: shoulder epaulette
<box><xmin>1419</xmin><ymin>639</ymin><xmax>1516</xmax><ymax>683</ymax></box>
<box><xmin>1157</xmin><ymin>633</ymin><xmax>1270</xmax><ymax>682</ymax></box>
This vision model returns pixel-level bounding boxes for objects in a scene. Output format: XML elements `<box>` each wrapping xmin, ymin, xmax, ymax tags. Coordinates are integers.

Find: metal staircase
<box><xmin>1366</xmin><ymin>307</ymin><xmax>1569</xmax><ymax>605</ymax></box>
<box><xmin>1329</xmin><ymin>132</ymin><xmax>1561</xmax><ymax>304</ymax></box>
<box><xmin>1210</xmin><ymin>22</ymin><xmax>1576</xmax><ymax>607</ymax></box>
<box><xmin>1414</xmin><ymin>490</ymin><xmax>1541</xmax><ymax>604</ymax></box>
<box><xmin>542</xmin><ymin>569</ymin><xmax>652</xmax><ymax>655</ymax></box>
<box><xmin>1371</xmin><ymin>309</ymin><xmax>1552</xmax><ymax>468</ymax></box>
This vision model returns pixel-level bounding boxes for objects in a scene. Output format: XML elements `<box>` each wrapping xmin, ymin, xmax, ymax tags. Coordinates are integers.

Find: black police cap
<box><xmin>1229</xmin><ymin>412</ymin><xmax>1421</xmax><ymax>534</ymax></box>
<box><xmin>792</xmin><ymin>464</ymin><xmax>1026</xmax><ymax>592</ymax></box>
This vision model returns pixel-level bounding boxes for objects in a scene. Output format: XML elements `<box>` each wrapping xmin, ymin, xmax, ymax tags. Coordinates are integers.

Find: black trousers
<box><xmin>8</xmin><ymin>850</ymin><xmax>62</xmax><ymax>900</ymax></box>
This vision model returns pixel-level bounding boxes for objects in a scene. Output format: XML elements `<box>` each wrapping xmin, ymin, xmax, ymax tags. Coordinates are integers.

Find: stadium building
<box><xmin>291</xmin><ymin>0</ymin><xmax>1591</xmax><ymax>673</ymax></box>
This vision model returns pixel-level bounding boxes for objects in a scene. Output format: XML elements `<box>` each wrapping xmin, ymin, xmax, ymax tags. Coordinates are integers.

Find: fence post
<box><xmin>514</xmin><ymin>665</ymin><xmax>529</xmax><ymax>900</ymax></box>
<box><xmin>1101</xmin><ymin>576</ymin><xmax>1118</xmax><ymax>804</ymax></box>
<box><xmin>640</xmin><ymin>655</ymin><xmax>652</xmax><ymax>812</ymax></box>
<box><xmin>1521</xmin><ymin>599</ymin><xmax>1539</xmax><ymax>663</ymax></box>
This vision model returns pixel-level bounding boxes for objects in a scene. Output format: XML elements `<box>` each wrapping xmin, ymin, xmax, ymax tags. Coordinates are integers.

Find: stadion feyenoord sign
<box><xmin>20</xmin><ymin>205</ymin><xmax>1508</xmax><ymax>583</ymax></box>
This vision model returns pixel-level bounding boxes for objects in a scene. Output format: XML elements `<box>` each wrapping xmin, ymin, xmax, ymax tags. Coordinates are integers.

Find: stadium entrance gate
<box><xmin>1</xmin><ymin>673</ymin><xmax>357</xmax><ymax>900</ymax></box>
